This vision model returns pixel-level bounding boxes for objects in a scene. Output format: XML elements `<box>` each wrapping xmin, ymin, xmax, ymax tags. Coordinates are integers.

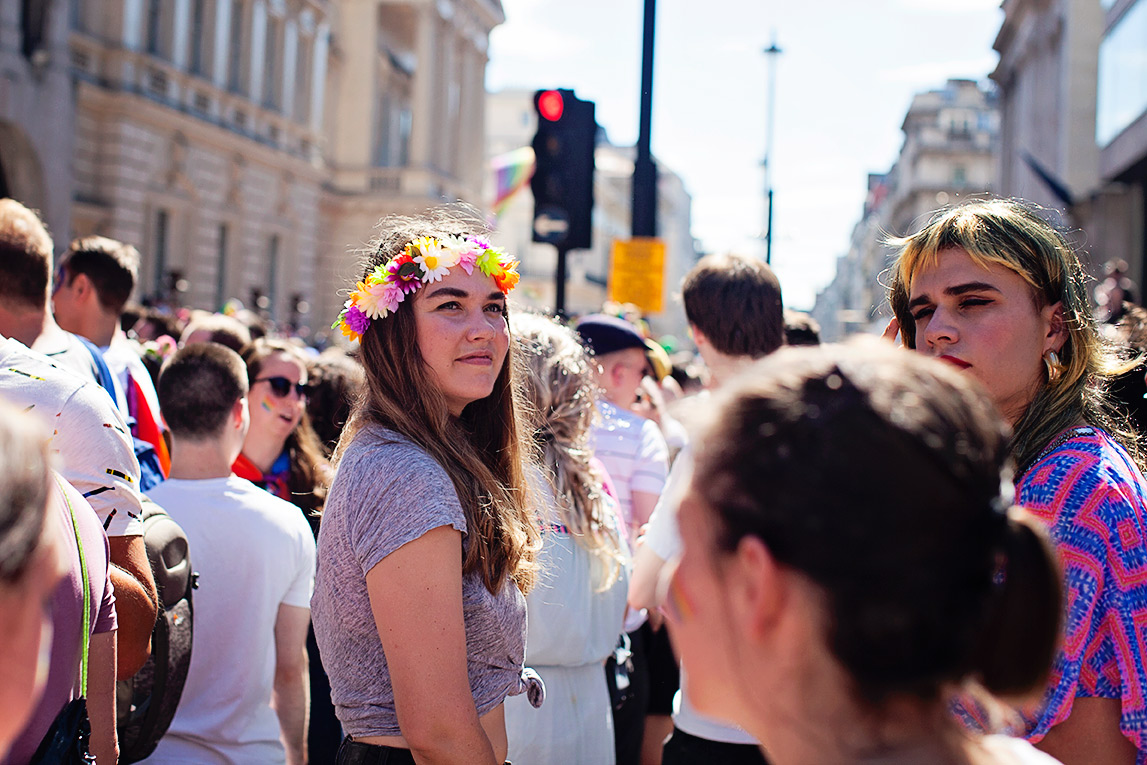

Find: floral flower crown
<box><xmin>333</xmin><ymin>235</ymin><xmax>520</xmax><ymax>343</ymax></box>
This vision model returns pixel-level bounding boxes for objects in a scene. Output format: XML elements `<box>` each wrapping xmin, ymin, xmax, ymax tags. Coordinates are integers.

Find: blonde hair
<box><xmin>887</xmin><ymin>198</ymin><xmax>1141</xmax><ymax>473</ymax></box>
<box><xmin>511</xmin><ymin>312</ymin><xmax>626</xmax><ymax>590</ymax></box>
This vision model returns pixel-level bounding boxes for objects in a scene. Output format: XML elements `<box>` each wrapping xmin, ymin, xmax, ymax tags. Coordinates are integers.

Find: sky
<box><xmin>486</xmin><ymin>0</ymin><xmax>1004</xmax><ymax>311</ymax></box>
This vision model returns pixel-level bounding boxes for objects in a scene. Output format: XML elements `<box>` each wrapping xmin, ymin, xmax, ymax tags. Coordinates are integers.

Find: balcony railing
<box><xmin>68</xmin><ymin>32</ymin><xmax>322</xmax><ymax>165</ymax></box>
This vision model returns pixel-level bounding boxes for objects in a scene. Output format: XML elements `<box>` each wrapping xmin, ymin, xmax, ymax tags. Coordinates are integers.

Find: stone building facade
<box><xmin>811</xmin><ymin>79</ymin><xmax>999</xmax><ymax>341</ymax></box>
<box><xmin>0</xmin><ymin>0</ymin><xmax>501</xmax><ymax>332</ymax></box>
<box><xmin>992</xmin><ymin>0</ymin><xmax>1146</xmax><ymax>284</ymax></box>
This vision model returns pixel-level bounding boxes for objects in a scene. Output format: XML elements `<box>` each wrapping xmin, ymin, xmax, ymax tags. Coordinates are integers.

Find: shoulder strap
<box><xmin>56</xmin><ymin>478</ymin><xmax>91</xmax><ymax>696</ymax></box>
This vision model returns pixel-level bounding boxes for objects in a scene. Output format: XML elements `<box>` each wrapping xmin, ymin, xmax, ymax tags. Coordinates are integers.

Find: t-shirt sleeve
<box><xmin>1020</xmin><ymin>454</ymin><xmax>1147</xmax><ymax>752</ymax></box>
<box><xmin>282</xmin><ymin>515</ymin><xmax>317</xmax><ymax>609</ymax></box>
<box><xmin>630</xmin><ymin>420</ymin><xmax>669</xmax><ymax>497</ymax></box>
<box><xmin>54</xmin><ymin>385</ymin><xmax>144</xmax><ymax>538</ymax></box>
<box><xmin>643</xmin><ymin>448</ymin><xmax>691</xmax><ymax>562</ymax></box>
<box><xmin>345</xmin><ymin>444</ymin><xmax>468</xmax><ymax>576</ymax></box>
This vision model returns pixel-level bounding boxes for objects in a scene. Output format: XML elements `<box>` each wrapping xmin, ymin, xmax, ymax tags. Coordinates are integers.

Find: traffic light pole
<box><xmin>555</xmin><ymin>245</ymin><xmax>569</xmax><ymax>317</ymax></box>
<box><xmin>632</xmin><ymin>0</ymin><xmax>657</xmax><ymax>238</ymax></box>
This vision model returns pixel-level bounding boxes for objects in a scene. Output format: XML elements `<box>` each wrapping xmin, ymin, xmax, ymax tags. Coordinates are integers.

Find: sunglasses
<box><xmin>254</xmin><ymin>376</ymin><xmax>308</xmax><ymax>398</ymax></box>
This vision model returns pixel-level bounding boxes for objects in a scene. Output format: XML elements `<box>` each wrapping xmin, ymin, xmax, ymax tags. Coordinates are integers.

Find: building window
<box><xmin>1097</xmin><ymin>0</ymin><xmax>1147</xmax><ymax>146</ymax></box>
<box><xmin>294</xmin><ymin>35</ymin><xmax>312</xmax><ymax>124</ymax></box>
<box><xmin>21</xmin><ymin>0</ymin><xmax>50</xmax><ymax>60</ymax></box>
<box><xmin>263</xmin><ymin>21</ymin><xmax>280</xmax><ymax>110</ymax></box>
<box><xmin>952</xmin><ymin>166</ymin><xmax>967</xmax><ymax>186</ymax></box>
<box><xmin>215</xmin><ymin>224</ymin><xmax>229</xmax><ymax>309</ymax></box>
<box><xmin>146</xmin><ymin>0</ymin><xmax>162</xmax><ymax>56</ymax></box>
<box><xmin>398</xmin><ymin>107</ymin><xmax>412</xmax><ymax>166</ymax></box>
<box><xmin>267</xmin><ymin>235</ymin><xmax>280</xmax><ymax>320</ymax></box>
<box><xmin>153</xmin><ymin>209</ymin><xmax>170</xmax><ymax>295</ymax></box>
<box><xmin>190</xmin><ymin>0</ymin><xmax>206</xmax><ymax>75</ymax></box>
<box><xmin>228</xmin><ymin>0</ymin><xmax>245</xmax><ymax>93</ymax></box>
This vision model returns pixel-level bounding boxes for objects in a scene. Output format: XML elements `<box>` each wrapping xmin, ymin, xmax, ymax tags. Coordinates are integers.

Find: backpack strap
<box><xmin>57</xmin><ymin>478</ymin><xmax>91</xmax><ymax>696</ymax></box>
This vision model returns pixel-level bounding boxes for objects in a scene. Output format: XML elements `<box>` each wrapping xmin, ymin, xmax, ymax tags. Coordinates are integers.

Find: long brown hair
<box><xmin>242</xmin><ymin>338</ymin><xmax>330</xmax><ymax>519</ymax></box>
<box><xmin>511</xmin><ymin>312</ymin><xmax>625</xmax><ymax>590</ymax></box>
<box><xmin>336</xmin><ymin>206</ymin><xmax>540</xmax><ymax>594</ymax></box>
<box><xmin>887</xmin><ymin>198</ymin><xmax>1142</xmax><ymax>473</ymax></box>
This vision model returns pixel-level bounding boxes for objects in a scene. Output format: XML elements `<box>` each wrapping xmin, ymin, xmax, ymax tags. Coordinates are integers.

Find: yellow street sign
<box><xmin>609</xmin><ymin>237</ymin><xmax>665</xmax><ymax>314</ymax></box>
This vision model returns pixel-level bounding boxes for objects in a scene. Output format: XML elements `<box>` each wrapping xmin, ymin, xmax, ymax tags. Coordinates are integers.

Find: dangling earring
<box><xmin>1044</xmin><ymin>350</ymin><xmax>1063</xmax><ymax>384</ymax></box>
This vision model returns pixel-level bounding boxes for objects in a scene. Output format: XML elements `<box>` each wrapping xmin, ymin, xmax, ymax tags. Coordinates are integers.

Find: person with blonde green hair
<box><xmin>887</xmin><ymin>197</ymin><xmax>1147</xmax><ymax>764</ymax></box>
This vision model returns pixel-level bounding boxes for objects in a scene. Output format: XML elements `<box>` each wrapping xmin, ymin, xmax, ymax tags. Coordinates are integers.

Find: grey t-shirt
<box><xmin>312</xmin><ymin>424</ymin><xmax>534</xmax><ymax>737</ymax></box>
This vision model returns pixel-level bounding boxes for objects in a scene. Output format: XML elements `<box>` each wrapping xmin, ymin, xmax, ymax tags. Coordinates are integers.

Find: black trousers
<box><xmin>662</xmin><ymin>727</ymin><xmax>770</xmax><ymax>765</ymax></box>
<box><xmin>335</xmin><ymin>738</ymin><xmax>416</xmax><ymax>765</ymax></box>
<box><xmin>607</xmin><ymin>627</ymin><xmax>649</xmax><ymax>765</ymax></box>
<box><xmin>335</xmin><ymin>737</ymin><xmax>513</xmax><ymax>765</ymax></box>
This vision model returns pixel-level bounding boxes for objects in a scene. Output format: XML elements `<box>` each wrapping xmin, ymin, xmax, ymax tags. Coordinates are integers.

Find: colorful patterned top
<box><xmin>1019</xmin><ymin>426</ymin><xmax>1147</xmax><ymax>760</ymax></box>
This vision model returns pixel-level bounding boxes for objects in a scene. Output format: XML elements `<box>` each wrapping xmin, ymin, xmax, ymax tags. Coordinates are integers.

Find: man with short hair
<box><xmin>575</xmin><ymin>313</ymin><xmax>669</xmax><ymax>539</ymax></box>
<box><xmin>54</xmin><ymin>235</ymin><xmax>170</xmax><ymax>475</ymax></box>
<box><xmin>0</xmin><ymin>198</ymin><xmax>158</xmax><ymax>679</ymax></box>
<box><xmin>630</xmin><ymin>252</ymin><xmax>784</xmax><ymax>765</ymax></box>
<box><xmin>0</xmin><ymin>199</ymin><xmax>110</xmax><ymax>385</ymax></box>
<box><xmin>146</xmin><ymin>343</ymin><xmax>315</xmax><ymax>765</ymax></box>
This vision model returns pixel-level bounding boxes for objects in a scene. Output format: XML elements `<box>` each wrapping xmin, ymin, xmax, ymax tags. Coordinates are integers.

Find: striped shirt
<box><xmin>591</xmin><ymin>399</ymin><xmax>668</xmax><ymax>534</ymax></box>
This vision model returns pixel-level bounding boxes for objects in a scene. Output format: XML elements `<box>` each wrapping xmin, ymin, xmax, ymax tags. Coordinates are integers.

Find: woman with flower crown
<box><xmin>311</xmin><ymin>206</ymin><xmax>543</xmax><ymax>765</ymax></box>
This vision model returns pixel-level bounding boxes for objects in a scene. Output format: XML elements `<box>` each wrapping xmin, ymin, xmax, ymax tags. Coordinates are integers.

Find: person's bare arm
<box><xmin>630</xmin><ymin>490</ymin><xmax>660</xmax><ymax>538</ymax></box>
<box><xmin>106</xmin><ymin>535</ymin><xmax>158</xmax><ymax>678</ymax></box>
<box><xmin>272</xmin><ymin>604</ymin><xmax>311</xmax><ymax>765</ymax></box>
<box><xmin>367</xmin><ymin>525</ymin><xmax>498</xmax><ymax>765</ymax></box>
<box><xmin>1035</xmin><ymin>697</ymin><xmax>1137</xmax><ymax>765</ymax></box>
<box><xmin>628</xmin><ymin>538</ymin><xmax>667</xmax><ymax>614</ymax></box>
<box><xmin>87</xmin><ymin>630</ymin><xmax>119</xmax><ymax>764</ymax></box>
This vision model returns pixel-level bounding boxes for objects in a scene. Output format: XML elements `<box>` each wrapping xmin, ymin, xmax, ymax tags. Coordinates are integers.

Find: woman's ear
<box><xmin>1043</xmin><ymin>301</ymin><xmax>1067</xmax><ymax>354</ymax></box>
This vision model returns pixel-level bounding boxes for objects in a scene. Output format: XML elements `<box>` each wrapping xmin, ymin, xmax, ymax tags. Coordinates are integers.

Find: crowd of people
<box><xmin>1</xmin><ymin>194</ymin><xmax>1147</xmax><ymax>765</ymax></box>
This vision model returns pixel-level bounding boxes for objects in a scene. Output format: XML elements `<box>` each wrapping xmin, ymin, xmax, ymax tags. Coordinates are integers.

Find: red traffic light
<box><xmin>537</xmin><ymin>90</ymin><xmax>564</xmax><ymax>122</ymax></box>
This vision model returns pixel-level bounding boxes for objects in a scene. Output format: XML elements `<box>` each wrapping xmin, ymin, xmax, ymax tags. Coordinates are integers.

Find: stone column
<box><xmin>249</xmin><ymin>0</ymin><xmax>267</xmax><ymax>103</ymax></box>
<box><xmin>410</xmin><ymin>2</ymin><xmax>440</xmax><ymax>172</ymax></box>
<box><xmin>212</xmin><ymin>0</ymin><xmax>232</xmax><ymax>88</ymax></box>
<box><xmin>172</xmin><ymin>0</ymin><xmax>190</xmax><ymax>68</ymax></box>
<box><xmin>281</xmin><ymin>18</ymin><xmax>298</xmax><ymax>118</ymax></box>
<box><xmin>327</xmin><ymin>0</ymin><xmax>376</xmax><ymax>169</ymax></box>
<box><xmin>309</xmin><ymin>21</ymin><xmax>329</xmax><ymax>136</ymax></box>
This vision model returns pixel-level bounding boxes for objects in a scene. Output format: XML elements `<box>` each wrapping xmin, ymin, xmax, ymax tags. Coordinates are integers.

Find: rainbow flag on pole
<box><xmin>490</xmin><ymin>146</ymin><xmax>535</xmax><ymax>217</ymax></box>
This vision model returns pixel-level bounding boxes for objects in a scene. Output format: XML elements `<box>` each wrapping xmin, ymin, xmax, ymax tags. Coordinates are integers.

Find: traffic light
<box><xmin>531</xmin><ymin>89</ymin><xmax>595</xmax><ymax>250</ymax></box>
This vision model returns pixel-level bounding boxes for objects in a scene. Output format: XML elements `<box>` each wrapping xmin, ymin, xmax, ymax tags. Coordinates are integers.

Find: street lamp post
<box><xmin>763</xmin><ymin>37</ymin><xmax>782</xmax><ymax>265</ymax></box>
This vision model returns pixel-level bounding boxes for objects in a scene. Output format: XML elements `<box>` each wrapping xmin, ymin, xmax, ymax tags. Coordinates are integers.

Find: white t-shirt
<box><xmin>592</xmin><ymin>399</ymin><xmax>669</xmax><ymax>532</ymax></box>
<box><xmin>643</xmin><ymin>447</ymin><xmax>760</xmax><ymax>746</ymax></box>
<box><xmin>144</xmin><ymin>476</ymin><xmax>316</xmax><ymax>764</ymax></box>
<box><xmin>0</xmin><ymin>336</ymin><xmax>142</xmax><ymax>537</ymax></box>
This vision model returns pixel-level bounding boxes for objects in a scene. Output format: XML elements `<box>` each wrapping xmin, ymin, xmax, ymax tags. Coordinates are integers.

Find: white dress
<box><xmin>505</xmin><ymin>477</ymin><xmax>630</xmax><ymax>765</ymax></box>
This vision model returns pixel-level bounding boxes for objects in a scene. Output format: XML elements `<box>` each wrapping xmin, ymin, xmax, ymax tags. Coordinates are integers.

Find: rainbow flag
<box><xmin>490</xmin><ymin>146</ymin><xmax>535</xmax><ymax>217</ymax></box>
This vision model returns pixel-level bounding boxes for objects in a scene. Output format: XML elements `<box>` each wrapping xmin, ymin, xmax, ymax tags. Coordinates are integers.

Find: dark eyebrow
<box><xmin>908</xmin><ymin>281</ymin><xmax>1001</xmax><ymax>310</ymax></box>
<box><xmin>423</xmin><ymin>286</ymin><xmax>468</xmax><ymax>300</ymax></box>
<box><xmin>423</xmin><ymin>287</ymin><xmax>507</xmax><ymax>303</ymax></box>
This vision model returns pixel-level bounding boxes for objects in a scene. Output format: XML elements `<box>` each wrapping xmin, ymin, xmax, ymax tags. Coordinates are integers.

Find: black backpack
<box><xmin>116</xmin><ymin>498</ymin><xmax>196</xmax><ymax>763</ymax></box>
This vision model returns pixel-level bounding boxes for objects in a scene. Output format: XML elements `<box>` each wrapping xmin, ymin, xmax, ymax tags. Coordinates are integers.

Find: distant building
<box><xmin>812</xmin><ymin>79</ymin><xmax>998</xmax><ymax>341</ymax></box>
<box><xmin>484</xmin><ymin>88</ymin><xmax>696</xmax><ymax>339</ymax></box>
<box><xmin>1096</xmin><ymin>0</ymin><xmax>1147</xmax><ymax>272</ymax></box>
<box><xmin>992</xmin><ymin>0</ymin><xmax>1146</xmax><ymax>284</ymax></box>
<box><xmin>0</xmin><ymin>0</ymin><xmax>77</xmax><ymax>241</ymax></box>
<box><xmin>0</xmin><ymin>0</ymin><xmax>502</xmax><ymax>333</ymax></box>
